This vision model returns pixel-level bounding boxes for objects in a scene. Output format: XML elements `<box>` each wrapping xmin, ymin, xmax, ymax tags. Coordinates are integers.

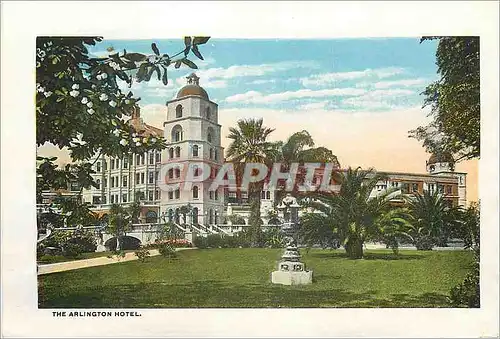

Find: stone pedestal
<box><xmin>271</xmin><ymin>269</ymin><xmax>313</xmax><ymax>285</ymax></box>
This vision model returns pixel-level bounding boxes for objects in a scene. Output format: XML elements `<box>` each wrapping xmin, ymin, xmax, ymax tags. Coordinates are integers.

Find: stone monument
<box><xmin>271</xmin><ymin>194</ymin><xmax>313</xmax><ymax>285</ymax></box>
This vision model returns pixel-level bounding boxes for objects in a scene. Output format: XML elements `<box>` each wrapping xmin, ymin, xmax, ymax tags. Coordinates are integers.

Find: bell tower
<box><xmin>160</xmin><ymin>74</ymin><xmax>225</xmax><ymax>226</ymax></box>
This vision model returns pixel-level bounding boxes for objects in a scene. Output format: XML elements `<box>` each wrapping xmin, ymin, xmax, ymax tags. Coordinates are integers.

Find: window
<box><xmin>122</xmin><ymin>194</ymin><xmax>128</xmax><ymax>203</ymax></box>
<box><xmin>412</xmin><ymin>183</ymin><xmax>419</xmax><ymax>193</ymax></box>
<box><xmin>192</xmin><ymin>207</ymin><xmax>199</xmax><ymax>224</ymax></box>
<box><xmin>155</xmin><ymin>152</ymin><xmax>161</xmax><ymax>163</ymax></box>
<box><xmin>193</xmin><ymin>145</ymin><xmax>199</xmax><ymax>157</ymax></box>
<box><xmin>103</xmin><ymin>178</ymin><xmax>107</xmax><ymax>189</ymax></box>
<box><xmin>115</xmin><ymin>159</ymin><xmax>120</xmax><ymax>168</ymax></box>
<box><xmin>391</xmin><ymin>181</ymin><xmax>399</xmax><ymax>187</ymax></box>
<box><xmin>214</xmin><ymin>210</ymin><xmax>218</xmax><ymax>225</ymax></box>
<box><xmin>261</xmin><ymin>191</ymin><xmax>266</xmax><ymax>199</ymax></box>
<box><xmin>172</xmin><ymin>125</ymin><xmax>183</xmax><ymax>142</ymax></box>
<box><xmin>215</xmin><ymin>190</ymin><xmax>219</xmax><ymax>200</ymax></box>
<box><xmin>214</xmin><ymin>149</ymin><xmax>218</xmax><ymax>161</ymax></box>
<box><xmin>96</xmin><ymin>162</ymin><xmax>101</xmax><ymax>172</ymax></box>
<box><xmin>122</xmin><ymin>176</ymin><xmax>128</xmax><ymax>187</ymax></box>
<box><xmin>207</xmin><ymin>132</ymin><xmax>212</xmax><ymax>143</ymax></box>
<box><xmin>141</xmin><ymin>154</ymin><xmax>145</xmax><ymax>165</ymax></box>
<box><xmin>111</xmin><ymin>176</ymin><xmax>115</xmax><ymax>188</ymax></box>
<box><xmin>175</xmin><ymin>189</ymin><xmax>180</xmax><ymax>199</ymax></box>
<box><xmin>155</xmin><ymin>190</ymin><xmax>160</xmax><ymax>200</ymax></box>
<box><xmin>96</xmin><ymin>179</ymin><xmax>101</xmax><ymax>189</ymax></box>
<box><xmin>168</xmin><ymin>168</ymin><xmax>174</xmax><ymax>179</ymax></box>
<box><xmin>209</xmin><ymin>209</ymin><xmax>214</xmax><ymax>224</ymax></box>
<box><xmin>175</xmin><ymin>168</ymin><xmax>181</xmax><ymax>178</ymax></box>
<box><xmin>175</xmin><ymin>146</ymin><xmax>181</xmax><ymax>158</ymax></box>
<box><xmin>168</xmin><ymin>191</ymin><xmax>174</xmax><ymax>200</ymax></box>
<box><xmin>266</xmin><ymin>191</ymin><xmax>270</xmax><ymax>200</ymax></box>
<box><xmin>209</xmin><ymin>148</ymin><xmax>214</xmax><ymax>160</ymax></box>
<box><xmin>141</xmin><ymin>172</ymin><xmax>145</xmax><ymax>184</ymax></box>
<box><xmin>206</xmin><ymin>107</ymin><xmax>211</xmax><ymax>120</ymax></box>
<box><xmin>149</xmin><ymin>152</ymin><xmax>154</xmax><ymax>165</ymax></box>
<box><xmin>193</xmin><ymin>186</ymin><xmax>199</xmax><ymax>199</ymax></box>
<box><xmin>155</xmin><ymin>171</ymin><xmax>159</xmax><ymax>182</ymax></box>
<box><xmin>148</xmin><ymin>191</ymin><xmax>154</xmax><ymax>201</ymax></box>
<box><xmin>103</xmin><ymin>160</ymin><xmax>107</xmax><ymax>171</ymax></box>
<box><xmin>111</xmin><ymin>195</ymin><xmax>115</xmax><ymax>204</ymax></box>
<box><xmin>110</xmin><ymin>159</ymin><xmax>115</xmax><ymax>170</ymax></box>
<box><xmin>123</xmin><ymin>157</ymin><xmax>128</xmax><ymax>169</ymax></box>
<box><xmin>136</xmin><ymin>154</ymin><xmax>141</xmax><ymax>165</ymax></box>
<box><xmin>136</xmin><ymin>173</ymin><xmax>140</xmax><ymax>185</ymax></box>
<box><xmin>169</xmin><ymin>148</ymin><xmax>174</xmax><ymax>159</ymax></box>
<box><xmin>194</xmin><ymin>166</ymin><xmax>201</xmax><ymax>177</ymax></box>
<box><xmin>209</xmin><ymin>191</ymin><xmax>214</xmax><ymax>200</ymax></box>
<box><xmin>149</xmin><ymin>172</ymin><xmax>154</xmax><ymax>184</ymax></box>
<box><xmin>446</xmin><ymin>185</ymin><xmax>453</xmax><ymax>194</ymax></box>
<box><xmin>175</xmin><ymin>104</ymin><xmax>183</xmax><ymax>118</ymax></box>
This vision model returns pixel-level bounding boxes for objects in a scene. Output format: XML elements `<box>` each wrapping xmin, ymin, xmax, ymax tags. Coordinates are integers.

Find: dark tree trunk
<box><xmin>248</xmin><ymin>182</ymin><xmax>263</xmax><ymax>247</ymax></box>
<box><xmin>345</xmin><ymin>236</ymin><xmax>364</xmax><ymax>259</ymax></box>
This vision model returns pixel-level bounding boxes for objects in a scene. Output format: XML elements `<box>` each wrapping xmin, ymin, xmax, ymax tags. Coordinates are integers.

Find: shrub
<box><xmin>449</xmin><ymin>263</ymin><xmax>480</xmax><ymax>307</ymax></box>
<box><xmin>134</xmin><ymin>247</ymin><xmax>151</xmax><ymax>262</ymax></box>
<box><xmin>415</xmin><ymin>235</ymin><xmax>435</xmax><ymax>250</ymax></box>
<box><xmin>158</xmin><ymin>243</ymin><xmax>177</xmax><ymax>258</ymax></box>
<box><xmin>41</xmin><ymin>230</ymin><xmax>97</xmax><ymax>258</ymax></box>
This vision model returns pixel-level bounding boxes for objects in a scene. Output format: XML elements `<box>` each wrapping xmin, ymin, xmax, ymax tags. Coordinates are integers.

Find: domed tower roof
<box><xmin>428</xmin><ymin>151</ymin><xmax>454</xmax><ymax>165</ymax></box>
<box><xmin>176</xmin><ymin>73</ymin><xmax>209</xmax><ymax>100</ymax></box>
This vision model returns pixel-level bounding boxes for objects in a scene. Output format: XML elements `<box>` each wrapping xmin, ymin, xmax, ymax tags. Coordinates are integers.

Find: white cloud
<box><xmin>248</xmin><ymin>79</ymin><xmax>277</xmax><ymax>85</ymax></box>
<box><xmin>373</xmin><ymin>78</ymin><xmax>428</xmax><ymax>89</ymax></box>
<box><xmin>225</xmin><ymin>88</ymin><xmax>366</xmax><ymax>104</ymax></box>
<box><xmin>300</xmin><ymin>67</ymin><xmax>406</xmax><ymax>87</ymax></box>
<box><xmin>298</xmin><ymin>101</ymin><xmax>329</xmax><ymax>110</ymax></box>
<box><xmin>342</xmin><ymin>88</ymin><xmax>415</xmax><ymax>110</ymax></box>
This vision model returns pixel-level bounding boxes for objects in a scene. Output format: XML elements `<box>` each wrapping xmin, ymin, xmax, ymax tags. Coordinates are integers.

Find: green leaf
<box><xmin>154</xmin><ymin>66</ymin><xmax>161</xmax><ymax>81</ymax></box>
<box><xmin>191</xmin><ymin>45</ymin><xmax>204</xmax><ymax>60</ymax></box>
<box><xmin>152</xmin><ymin>43</ymin><xmax>160</xmax><ymax>56</ymax></box>
<box><xmin>193</xmin><ymin>36</ymin><xmax>210</xmax><ymax>45</ymax></box>
<box><xmin>123</xmin><ymin>53</ymin><xmax>147</xmax><ymax>62</ymax></box>
<box><xmin>162</xmin><ymin>68</ymin><xmax>168</xmax><ymax>86</ymax></box>
<box><xmin>174</xmin><ymin>60</ymin><xmax>182</xmax><ymax>69</ymax></box>
<box><xmin>136</xmin><ymin>63</ymin><xmax>148</xmax><ymax>82</ymax></box>
<box><xmin>182</xmin><ymin>59</ymin><xmax>198</xmax><ymax>69</ymax></box>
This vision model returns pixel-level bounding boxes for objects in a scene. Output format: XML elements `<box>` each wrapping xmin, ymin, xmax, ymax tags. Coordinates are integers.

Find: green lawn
<box><xmin>38</xmin><ymin>248</ymin><xmax>474</xmax><ymax>308</ymax></box>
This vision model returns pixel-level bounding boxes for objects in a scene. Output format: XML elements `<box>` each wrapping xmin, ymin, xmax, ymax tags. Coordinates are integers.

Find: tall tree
<box><xmin>410</xmin><ymin>36</ymin><xmax>480</xmax><ymax>161</ymax></box>
<box><xmin>302</xmin><ymin>167</ymin><xmax>404</xmax><ymax>259</ymax></box>
<box><xmin>36</xmin><ymin>36</ymin><xmax>210</xmax><ymax>224</ymax></box>
<box><xmin>226</xmin><ymin>118</ymin><xmax>280</xmax><ymax>245</ymax></box>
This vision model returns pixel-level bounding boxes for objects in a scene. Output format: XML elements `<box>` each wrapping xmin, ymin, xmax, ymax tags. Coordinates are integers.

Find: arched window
<box><xmin>175</xmin><ymin>146</ymin><xmax>181</xmax><ymax>158</ymax></box>
<box><xmin>96</xmin><ymin>162</ymin><xmax>101</xmax><ymax>172</ymax></box>
<box><xmin>168</xmin><ymin>168</ymin><xmax>174</xmax><ymax>179</ymax></box>
<box><xmin>192</xmin><ymin>207</ymin><xmax>199</xmax><ymax>224</ymax></box>
<box><xmin>214</xmin><ymin>149</ymin><xmax>218</xmax><ymax>161</ymax></box>
<box><xmin>171</xmin><ymin>125</ymin><xmax>183</xmax><ymax>142</ymax></box>
<box><xmin>145</xmin><ymin>211</ymin><xmax>157</xmax><ymax>224</ymax></box>
<box><xmin>96</xmin><ymin>179</ymin><xmax>101</xmax><ymax>189</ymax></box>
<box><xmin>192</xmin><ymin>145</ymin><xmax>199</xmax><ymax>157</ymax></box>
<box><xmin>261</xmin><ymin>191</ymin><xmax>266</xmax><ymax>199</ymax></box>
<box><xmin>205</xmin><ymin>107</ymin><xmax>211</xmax><ymax>120</ymax></box>
<box><xmin>209</xmin><ymin>191</ymin><xmax>214</xmax><ymax>200</ymax></box>
<box><xmin>192</xmin><ymin>186</ymin><xmax>199</xmax><ymax>199</ymax></box>
<box><xmin>175</xmin><ymin>189</ymin><xmax>180</xmax><ymax>199</ymax></box>
<box><xmin>175</xmin><ymin>168</ymin><xmax>181</xmax><ymax>178</ymax></box>
<box><xmin>169</xmin><ymin>147</ymin><xmax>174</xmax><ymax>159</ymax></box>
<box><xmin>214</xmin><ymin>190</ymin><xmax>219</xmax><ymax>200</ymax></box>
<box><xmin>209</xmin><ymin>209</ymin><xmax>214</xmax><ymax>224</ymax></box>
<box><xmin>175</xmin><ymin>104</ymin><xmax>183</xmax><ymax>118</ymax></box>
<box><xmin>193</xmin><ymin>166</ymin><xmax>201</xmax><ymax>177</ymax></box>
<box><xmin>207</xmin><ymin>127</ymin><xmax>214</xmax><ymax>143</ymax></box>
<box><xmin>266</xmin><ymin>191</ymin><xmax>271</xmax><ymax>200</ymax></box>
<box><xmin>168</xmin><ymin>209</ymin><xmax>173</xmax><ymax>222</ymax></box>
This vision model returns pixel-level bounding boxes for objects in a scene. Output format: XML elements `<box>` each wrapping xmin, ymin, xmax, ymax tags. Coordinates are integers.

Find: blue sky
<box><xmin>88</xmin><ymin>38</ymin><xmax>439</xmax><ymax>112</ymax></box>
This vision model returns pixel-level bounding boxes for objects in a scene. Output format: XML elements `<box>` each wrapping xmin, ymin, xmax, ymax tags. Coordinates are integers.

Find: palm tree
<box><xmin>275</xmin><ymin>130</ymin><xmax>340</xmax><ymax>202</ymax></box>
<box><xmin>108</xmin><ymin>204</ymin><xmax>132</xmax><ymax>251</ymax></box>
<box><xmin>403</xmin><ymin>190</ymin><xmax>461</xmax><ymax>250</ymax></box>
<box><xmin>302</xmin><ymin>167</ymin><xmax>403</xmax><ymax>259</ymax></box>
<box><xmin>226</xmin><ymin>118</ymin><xmax>280</xmax><ymax>245</ymax></box>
